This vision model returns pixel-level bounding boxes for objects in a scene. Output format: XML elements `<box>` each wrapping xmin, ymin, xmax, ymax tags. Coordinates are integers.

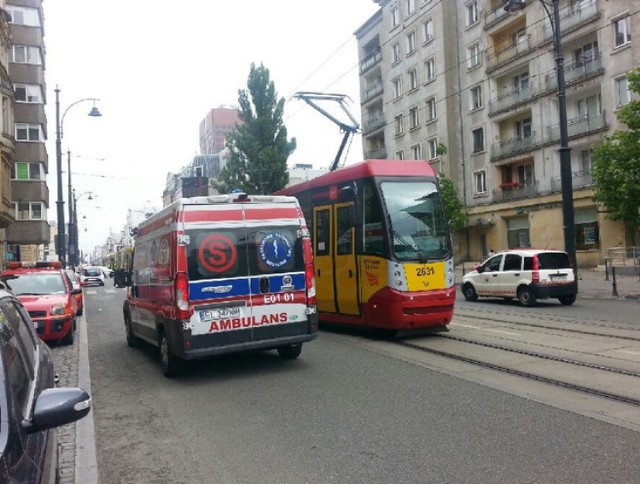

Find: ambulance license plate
<box><xmin>200</xmin><ymin>306</ymin><xmax>242</xmax><ymax>321</ymax></box>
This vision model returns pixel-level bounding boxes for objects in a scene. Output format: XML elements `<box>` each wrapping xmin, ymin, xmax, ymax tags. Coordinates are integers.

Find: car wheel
<box><xmin>277</xmin><ymin>343</ymin><xmax>302</xmax><ymax>360</ymax></box>
<box><xmin>462</xmin><ymin>283</ymin><xmax>478</xmax><ymax>302</ymax></box>
<box><xmin>160</xmin><ymin>330</ymin><xmax>181</xmax><ymax>377</ymax></box>
<box><xmin>558</xmin><ymin>294</ymin><xmax>577</xmax><ymax>306</ymax></box>
<box><xmin>61</xmin><ymin>323</ymin><xmax>75</xmax><ymax>345</ymax></box>
<box><xmin>124</xmin><ymin>313</ymin><xmax>141</xmax><ymax>348</ymax></box>
<box><xmin>517</xmin><ymin>286</ymin><xmax>537</xmax><ymax>307</ymax></box>
<box><xmin>77</xmin><ymin>306</ymin><xmax>83</xmax><ymax>316</ymax></box>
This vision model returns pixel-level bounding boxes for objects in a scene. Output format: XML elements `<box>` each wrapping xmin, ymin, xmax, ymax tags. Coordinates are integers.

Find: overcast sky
<box><xmin>43</xmin><ymin>0</ymin><xmax>380</xmax><ymax>255</ymax></box>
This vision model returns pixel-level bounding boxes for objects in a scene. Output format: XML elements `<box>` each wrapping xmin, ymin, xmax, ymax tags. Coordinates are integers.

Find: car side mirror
<box><xmin>71</xmin><ymin>288</ymin><xmax>82</xmax><ymax>295</ymax></box>
<box><xmin>475</xmin><ymin>265</ymin><xmax>484</xmax><ymax>273</ymax></box>
<box><xmin>23</xmin><ymin>387</ymin><xmax>91</xmax><ymax>434</ymax></box>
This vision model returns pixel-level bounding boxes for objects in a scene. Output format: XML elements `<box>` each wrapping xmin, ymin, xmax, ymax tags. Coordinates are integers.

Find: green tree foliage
<box><xmin>433</xmin><ymin>144</ymin><xmax>468</xmax><ymax>232</ymax></box>
<box><xmin>592</xmin><ymin>68</ymin><xmax>640</xmax><ymax>240</ymax></box>
<box><xmin>217</xmin><ymin>63</ymin><xmax>296</xmax><ymax>194</ymax></box>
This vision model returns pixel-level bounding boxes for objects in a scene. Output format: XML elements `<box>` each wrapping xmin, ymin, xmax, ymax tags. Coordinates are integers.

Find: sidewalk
<box><xmin>455</xmin><ymin>263</ymin><xmax>640</xmax><ymax>302</ymax></box>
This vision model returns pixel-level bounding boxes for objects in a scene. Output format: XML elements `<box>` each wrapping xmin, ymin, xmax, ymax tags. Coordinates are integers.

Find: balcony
<box><xmin>542</xmin><ymin>1</ymin><xmax>599</xmax><ymax>41</ymax></box>
<box><xmin>489</xmin><ymin>83</ymin><xmax>535</xmax><ymax>115</ymax></box>
<box><xmin>362</xmin><ymin>115</ymin><xmax>385</xmax><ymax>135</ymax></box>
<box><xmin>487</xmin><ymin>35</ymin><xmax>532</xmax><ymax>72</ymax></box>
<box><xmin>491</xmin><ymin>132</ymin><xmax>538</xmax><ymax>160</ymax></box>
<box><xmin>550</xmin><ymin>170</ymin><xmax>593</xmax><ymax>192</ymax></box>
<box><xmin>547</xmin><ymin>112</ymin><xmax>606</xmax><ymax>142</ymax></box>
<box><xmin>544</xmin><ymin>55</ymin><xmax>603</xmax><ymax>91</ymax></box>
<box><xmin>360</xmin><ymin>49</ymin><xmax>382</xmax><ymax>74</ymax></box>
<box><xmin>493</xmin><ymin>181</ymin><xmax>539</xmax><ymax>202</ymax></box>
<box><xmin>484</xmin><ymin>4</ymin><xmax>510</xmax><ymax>29</ymax></box>
<box><xmin>361</xmin><ymin>83</ymin><xmax>383</xmax><ymax>104</ymax></box>
<box><xmin>365</xmin><ymin>147</ymin><xmax>387</xmax><ymax>159</ymax></box>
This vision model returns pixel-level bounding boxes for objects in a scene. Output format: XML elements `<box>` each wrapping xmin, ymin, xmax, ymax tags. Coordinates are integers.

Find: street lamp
<box><xmin>69</xmin><ymin>190</ymin><xmax>93</xmax><ymax>267</ymax></box>
<box><xmin>503</xmin><ymin>0</ymin><xmax>576</xmax><ymax>270</ymax></box>
<box><xmin>55</xmin><ymin>86</ymin><xmax>101</xmax><ymax>267</ymax></box>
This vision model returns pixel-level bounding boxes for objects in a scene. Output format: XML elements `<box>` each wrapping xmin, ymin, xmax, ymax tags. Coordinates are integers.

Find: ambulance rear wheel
<box><xmin>277</xmin><ymin>343</ymin><xmax>302</xmax><ymax>360</ymax></box>
<box><xmin>159</xmin><ymin>330</ymin><xmax>181</xmax><ymax>377</ymax></box>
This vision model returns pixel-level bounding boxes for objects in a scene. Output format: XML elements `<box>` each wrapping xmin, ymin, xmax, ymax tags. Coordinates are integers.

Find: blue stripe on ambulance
<box><xmin>189</xmin><ymin>272</ymin><xmax>306</xmax><ymax>301</ymax></box>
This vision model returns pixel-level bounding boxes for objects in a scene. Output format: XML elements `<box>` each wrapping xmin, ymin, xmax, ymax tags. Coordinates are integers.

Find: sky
<box><xmin>43</xmin><ymin>0</ymin><xmax>380</xmax><ymax>255</ymax></box>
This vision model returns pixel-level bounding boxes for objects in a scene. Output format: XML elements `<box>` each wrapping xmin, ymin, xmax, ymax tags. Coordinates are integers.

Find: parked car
<box><xmin>0</xmin><ymin>262</ymin><xmax>80</xmax><ymax>345</ymax></box>
<box><xmin>0</xmin><ymin>287</ymin><xmax>91</xmax><ymax>483</ymax></box>
<box><xmin>461</xmin><ymin>249</ymin><xmax>578</xmax><ymax>307</ymax></box>
<box><xmin>64</xmin><ymin>269</ymin><xmax>84</xmax><ymax>316</ymax></box>
<box><xmin>80</xmin><ymin>266</ymin><xmax>105</xmax><ymax>287</ymax></box>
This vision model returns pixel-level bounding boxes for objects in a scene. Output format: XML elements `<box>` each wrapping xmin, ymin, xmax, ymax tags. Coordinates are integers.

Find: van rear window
<box><xmin>186</xmin><ymin>226</ymin><xmax>304</xmax><ymax>281</ymax></box>
<box><xmin>536</xmin><ymin>252</ymin><xmax>571</xmax><ymax>269</ymax></box>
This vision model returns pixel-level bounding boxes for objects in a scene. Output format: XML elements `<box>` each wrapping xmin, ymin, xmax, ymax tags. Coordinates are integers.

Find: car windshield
<box><xmin>380</xmin><ymin>181</ymin><xmax>450</xmax><ymax>262</ymax></box>
<box><xmin>1</xmin><ymin>273</ymin><xmax>67</xmax><ymax>295</ymax></box>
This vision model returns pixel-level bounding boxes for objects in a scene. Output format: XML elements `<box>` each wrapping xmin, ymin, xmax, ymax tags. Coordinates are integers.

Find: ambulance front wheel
<box><xmin>159</xmin><ymin>330</ymin><xmax>182</xmax><ymax>377</ymax></box>
<box><xmin>277</xmin><ymin>343</ymin><xmax>302</xmax><ymax>360</ymax></box>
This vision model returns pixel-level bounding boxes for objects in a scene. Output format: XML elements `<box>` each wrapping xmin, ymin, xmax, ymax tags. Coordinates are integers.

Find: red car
<box><xmin>64</xmin><ymin>269</ymin><xmax>84</xmax><ymax>316</ymax></box>
<box><xmin>0</xmin><ymin>262</ymin><xmax>80</xmax><ymax>345</ymax></box>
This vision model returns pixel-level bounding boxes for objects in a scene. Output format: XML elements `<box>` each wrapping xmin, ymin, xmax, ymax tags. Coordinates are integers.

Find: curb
<box><xmin>75</xmin><ymin>316</ymin><xmax>98</xmax><ymax>483</ymax></box>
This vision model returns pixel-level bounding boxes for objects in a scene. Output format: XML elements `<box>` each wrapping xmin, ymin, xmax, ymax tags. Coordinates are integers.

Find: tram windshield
<box><xmin>380</xmin><ymin>181</ymin><xmax>450</xmax><ymax>262</ymax></box>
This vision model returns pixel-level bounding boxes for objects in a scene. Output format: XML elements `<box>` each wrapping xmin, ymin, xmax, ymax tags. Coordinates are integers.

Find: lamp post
<box><xmin>55</xmin><ymin>86</ymin><xmax>101</xmax><ymax>267</ymax></box>
<box><xmin>503</xmin><ymin>0</ymin><xmax>576</xmax><ymax>271</ymax></box>
<box><xmin>69</xmin><ymin>190</ymin><xmax>93</xmax><ymax>267</ymax></box>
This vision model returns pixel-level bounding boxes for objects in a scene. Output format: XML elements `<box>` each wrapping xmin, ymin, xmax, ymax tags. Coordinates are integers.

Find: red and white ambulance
<box><xmin>123</xmin><ymin>193</ymin><xmax>318</xmax><ymax>376</ymax></box>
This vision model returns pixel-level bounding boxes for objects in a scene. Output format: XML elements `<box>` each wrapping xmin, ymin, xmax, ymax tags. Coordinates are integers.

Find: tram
<box><xmin>275</xmin><ymin>159</ymin><xmax>456</xmax><ymax>333</ymax></box>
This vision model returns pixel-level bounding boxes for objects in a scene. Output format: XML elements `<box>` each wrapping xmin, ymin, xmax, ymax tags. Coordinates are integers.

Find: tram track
<box><xmin>395</xmin><ymin>339</ymin><xmax>640</xmax><ymax>407</ymax></box>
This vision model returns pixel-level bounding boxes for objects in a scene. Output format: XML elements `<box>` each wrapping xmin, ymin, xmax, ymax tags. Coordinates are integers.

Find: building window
<box><xmin>11</xmin><ymin>45</ymin><xmax>42</xmax><ymax>65</ymax></box>
<box><xmin>614</xmin><ymin>16</ymin><xmax>631</xmax><ymax>47</ymax></box>
<box><xmin>392</xmin><ymin>42</ymin><xmax>401</xmax><ymax>64</ymax></box>
<box><xmin>393</xmin><ymin>77</ymin><xmax>403</xmax><ymax>99</ymax></box>
<box><xmin>517</xmin><ymin>163</ymin><xmax>535</xmax><ymax>186</ymax></box>
<box><xmin>516</xmin><ymin>118</ymin><xmax>532</xmax><ymax>139</ymax></box>
<box><xmin>14</xmin><ymin>84</ymin><xmax>43</xmax><ymax>104</ymax></box>
<box><xmin>407</xmin><ymin>31</ymin><xmax>417</xmax><ymax>54</ymax></box>
<box><xmin>12</xmin><ymin>162</ymin><xmax>42</xmax><ymax>181</ymax></box>
<box><xmin>580</xmin><ymin>150</ymin><xmax>592</xmax><ymax>174</ymax></box>
<box><xmin>406</xmin><ymin>0</ymin><xmax>415</xmax><ymax>15</ymax></box>
<box><xmin>466</xmin><ymin>1</ymin><xmax>478</xmax><ymax>26</ymax></box>
<box><xmin>15</xmin><ymin>202</ymin><xmax>44</xmax><ymax>220</ymax></box>
<box><xmin>396</xmin><ymin>150</ymin><xmax>405</xmax><ymax>160</ymax></box>
<box><xmin>6</xmin><ymin>6</ymin><xmax>41</xmax><ymax>27</ymax></box>
<box><xmin>391</xmin><ymin>6</ymin><xmax>400</xmax><ymax>27</ymax></box>
<box><xmin>408</xmin><ymin>68</ymin><xmax>419</xmax><ymax>90</ymax></box>
<box><xmin>394</xmin><ymin>114</ymin><xmax>404</xmax><ymax>136</ymax></box>
<box><xmin>474</xmin><ymin>170</ymin><xmax>487</xmax><ymax>194</ymax></box>
<box><xmin>575</xmin><ymin>40</ymin><xmax>599</xmax><ymax>64</ymax></box>
<box><xmin>425</xmin><ymin>57</ymin><xmax>435</xmax><ymax>82</ymax></box>
<box><xmin>470</xmin><ymin>85</ymin><xmax>483</xmax><ymax>110</ymax></box>
<box><xmin>426</xmin><ymin>97</ymin><xmax>437</xmax><ymax>121</ymax></box>
<box><xmin>15</xmin><ymin>123</ymin><xmax>43</xmax><ymax>142</ymax></box>
<box><xmin>2</xmin><ymin>97</ymin><xmax>9</xmax><ymax>135</ymax></box>
<box><xmin>427</xmin><ymin>138</ymin><xmax>438</xmax><ymax>160</ymax></box>
<box><xmin>472</xmin><ymin>128</ymin><xmax>484</xmax><ymax>153</ymax></box>
<box><xmin>507</xmin><ymin>217</ymin><xmax>530</xmax><ymax>249</ymax></box>
<box><xmin>575</xmin><ymin>208</ymin><xmax>599</xmax><ymax>250</ymax></box>
<box><xmin>410</xmin><ymin>144</ymin><xmax>422</xmax><ymax>160</ymax></box>
<box><xmin>616</xmin><ymin>77</ymin><xmax>631</xmax><ymax>106</ymax></box>
<box><xmin>468</xmin><ymin>43</ymin><xmax>481</xmax><ymax>68</ymax></box>
<box><xmin>409</xmin><ymin>106</ymin><xmax>420</xmax><ymax>129</ymax></box>
<box><xmin>423</xmin><ymin>19</ymin><xmax>434</xmax><ymax>43</ymax></box>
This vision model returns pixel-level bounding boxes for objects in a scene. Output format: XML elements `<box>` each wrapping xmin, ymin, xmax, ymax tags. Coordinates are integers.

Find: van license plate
<box><xmin>200</xmin><ymin>306</ymin><xmax>242</xmax><ymax>321</ymax></box>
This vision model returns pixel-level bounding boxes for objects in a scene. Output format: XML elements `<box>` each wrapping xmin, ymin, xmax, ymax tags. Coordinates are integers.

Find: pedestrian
<box><xmin>488</xmin><ymin>249</ymin><xmax>496</xmax><ymax>258</ymax></box>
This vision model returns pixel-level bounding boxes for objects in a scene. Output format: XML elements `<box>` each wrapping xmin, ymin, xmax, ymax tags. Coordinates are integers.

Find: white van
<box><xmin>122</xmin><ymin>193</ymin><xmax>318</xmax><ymax>376</ymax></box>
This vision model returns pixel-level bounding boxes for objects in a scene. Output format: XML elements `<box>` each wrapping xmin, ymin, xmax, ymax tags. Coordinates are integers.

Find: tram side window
<box><xmin>362</xmin><ymin>182</ymin><xmax>387</xmax><ymax>257</ymax></box>
<box><xmin>315</xmin><ymin>209</ymin><xmax>330</xmax><ymax>256</ymax></box>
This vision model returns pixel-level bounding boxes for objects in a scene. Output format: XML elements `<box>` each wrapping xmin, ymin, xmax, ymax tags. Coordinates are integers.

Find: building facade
<box><xmin>356</xmin><ymin>0</ymin><xmax>637</xmax><ymax>267</ymax></box>
<box><xmin>198</xmin><ymin>106</ymin><xmax>241</xmax><ymax>155</ymax></box>
<box><xmin>5</xmin><ymin>0</ymin><xmax>49</xmax><ymax>265</ymax></box>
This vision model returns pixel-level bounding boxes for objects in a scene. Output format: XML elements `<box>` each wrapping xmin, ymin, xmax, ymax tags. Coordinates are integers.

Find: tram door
<box><xmin>313</xmin><ymin>204</ymin><xmax>359</xmax><ymax>315</ymax></box>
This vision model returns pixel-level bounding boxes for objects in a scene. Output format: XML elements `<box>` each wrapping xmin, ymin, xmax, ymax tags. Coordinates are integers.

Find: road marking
<box><xmin>105</xmin><ymin>289</ymin><xmax>117</xmax><ymax>294</ymax></box>
<box><xmin>451</xmin><ymin>323</ymin><xmax>481</xmax><ymax>329</ymax></box>
<box><xmin>85</xmin><ymin>290</ymin><xmax>97</xmax><ymax>295</ymax></box>
<box><xmin>616</xmin><ymin>349</ymin><xmax>640</xmax><ymax>356</ymax></box>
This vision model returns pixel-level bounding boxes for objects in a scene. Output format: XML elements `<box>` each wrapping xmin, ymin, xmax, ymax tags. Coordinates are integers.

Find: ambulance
<box><xmin>123</xmin><ymin>193</ymin><xmax>318</xmax><ymax>377</ymax></box>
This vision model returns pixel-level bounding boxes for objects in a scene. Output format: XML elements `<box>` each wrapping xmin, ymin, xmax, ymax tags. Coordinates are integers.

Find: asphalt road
<box><xmin>84</xmin><ymin>287</ymin><xmax>640</xmax><ymax>483</ymax></box>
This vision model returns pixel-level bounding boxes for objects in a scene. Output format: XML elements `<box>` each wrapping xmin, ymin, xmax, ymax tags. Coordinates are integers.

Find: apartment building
<box><xmin>5</xmin><ymin>0</ymin><xmax>49</xmax><ymax>264</ymax></box>
<box><xmin>0</xmin><ymin>1</ymin><xmax>14</xmax><ymax>266</ymax></box>
<box><xmin>198</xmin><ymin>106</ymin><xmax>241</xmax><ymax>155</ymax></box>
<box><xmin>356</xmin><ymin>0</ymin><xmax>637</xmax><ymax>267</ymax></box>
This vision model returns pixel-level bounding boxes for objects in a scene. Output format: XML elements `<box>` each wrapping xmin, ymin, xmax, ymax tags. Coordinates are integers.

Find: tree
<box><xmin>592</xmin><ymin>68</ymin><xmax>640</xmax><ymax>244</ymax></box>
<box><xmin>217</xmin><ymin>63</ymin><xmax>296</xmax><ymax>194</ymax></box>
<box><xmin>434</xmin><ymin>144</ymin><xmax>468</xmax><ymax>232</ymax></box>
